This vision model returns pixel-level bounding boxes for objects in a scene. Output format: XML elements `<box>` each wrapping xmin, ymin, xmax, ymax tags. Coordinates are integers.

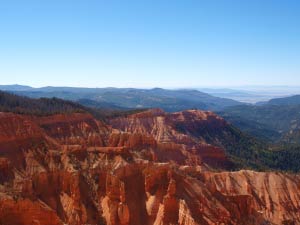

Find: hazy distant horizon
<box><xmin>2</xmin><ymin>83</ymin><xmax>300</xmax><ymax>90</ymax></box>
<box><xmin>1</xmin><ymin>83</ymin><xmax>300</xmax><ymax>103</ymax></box>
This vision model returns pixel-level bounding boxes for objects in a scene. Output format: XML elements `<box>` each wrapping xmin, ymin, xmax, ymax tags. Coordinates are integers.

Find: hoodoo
<box><xmin>0</xmin><ymin>108</ymin><xmax>300</xmax><ymax>224</ymax></box>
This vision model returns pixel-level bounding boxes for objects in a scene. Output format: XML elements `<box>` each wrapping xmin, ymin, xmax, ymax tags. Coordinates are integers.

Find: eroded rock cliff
<box><xmin>0</xmin><ymin>110</ymin><xmax>299</xmax><ymax>225</ymax></box>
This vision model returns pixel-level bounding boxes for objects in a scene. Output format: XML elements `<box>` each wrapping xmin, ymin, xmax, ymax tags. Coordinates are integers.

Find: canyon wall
<box><xmin>0</xmin><ymin>110</ymin><xmax>299</xmax><ymax>225</ymax></box>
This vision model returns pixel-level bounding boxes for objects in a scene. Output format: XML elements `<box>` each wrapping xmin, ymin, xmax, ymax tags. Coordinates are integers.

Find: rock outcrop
<box><xmin>109</xmin><ymin>109</ymin><xmax>233</xmax><ymax>168</ymax></box>
<box><xmin>0</xmin><ymin>110</ymin><xmax>300</xmax><ymax>225</ymax></box>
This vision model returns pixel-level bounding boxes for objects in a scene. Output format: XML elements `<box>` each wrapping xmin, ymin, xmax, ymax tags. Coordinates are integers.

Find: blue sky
<box><xmin>0</xmin><ymin>0</ymin><xmax>299</xmax><ymax>88</ymax></box>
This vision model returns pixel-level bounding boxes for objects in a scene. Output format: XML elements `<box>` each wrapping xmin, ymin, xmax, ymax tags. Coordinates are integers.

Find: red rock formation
<box><xmin>109</xmin><ymin>109</ymin><xmax>231</xmax><ymax>168</ymax></box>
<box><xmin>0</xmin><ymin>111</ymin><xmax>300</xmax><ymax>225</ymax></box>
<box><xmin>0</xmin><ymin>198</ymin><xmax>63</xmax><ymax>225</ymax></box>
<box><xmin>37</xmin><ymin>113</ymin><xmax>108</xmax><ymax>147</ymax></box>
<box><xmin>0</xmin><ymin>157</ymin><xmax>13</xmax><ymax>183</ymax></box>
<box><xmin>108</xmin><ymin>131</ymin><xmax>157</xmax><ymax>149</ymax></box>
<box><xmin>0</xmin><ymin>113</ymin><xmax>44</xmax><ymax>143</ymax></box>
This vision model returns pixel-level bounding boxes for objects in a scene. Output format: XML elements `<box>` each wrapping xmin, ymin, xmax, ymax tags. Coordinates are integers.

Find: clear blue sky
<box><xmin>0</xmin><ymin>0</ymin><xmax>299</xmax><ymax>88</ymax></box>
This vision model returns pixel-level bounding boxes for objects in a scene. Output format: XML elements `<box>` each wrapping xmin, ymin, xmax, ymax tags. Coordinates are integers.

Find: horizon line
<box><xmin>2</xmin><ymin>83</ymin><xmax>300</xmax><ymax>90</ymax></box>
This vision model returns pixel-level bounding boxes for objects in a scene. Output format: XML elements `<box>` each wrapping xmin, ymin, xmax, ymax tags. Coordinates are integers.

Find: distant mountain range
<box><xmin>219</xmin><ymin>95</ymin><xmax>300</xmax><ymax>144</ymax></box>
<box><xmin>198</xmin><ymin>87</ymin><xmax>300</xmax><ymax>103</ymax></box>
<box><xmin>0</xmin><ymin>84</ymin><xmax>34</xmax><ymax>91</ymax></box>
<box><xmin>2</xmin><ymin>84</ymin><xmax>300</xmax><ymax>144</ymax></box>
<box><xmin>0</xmin><ymin>90</ymin><xmax>86</xmax><ymax>115</ymax></box>
<box><xmin>0</xmin><ymin>90</ymin><xmax>144</xmax><ymax>120</ymax></box>
<box><xmin>0</xmin><ymin>85</ymin><xmax>244</xmax><ymax>112</ymax></box>
<box><xmin>264</xmin><ymin>94</ymin><xmax>300</xmax><ymax>105</ymax></box>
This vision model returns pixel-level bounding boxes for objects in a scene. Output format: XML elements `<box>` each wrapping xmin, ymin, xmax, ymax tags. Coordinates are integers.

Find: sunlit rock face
<box><xmin>109</xmin><ymin>109</ymin><xmax>233</xmax><ymax>169</ymax></box>
<box><xmin>0</xmin><ymin>111</ymin><xmax>300</xmax><ymax>225</ymax></box>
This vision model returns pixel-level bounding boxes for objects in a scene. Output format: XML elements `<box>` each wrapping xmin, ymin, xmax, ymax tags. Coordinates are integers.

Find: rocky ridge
<box><xmin>0</xmin><ymin>109</ymin><xmax>299</xmax><ymax>225</ymax></box>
